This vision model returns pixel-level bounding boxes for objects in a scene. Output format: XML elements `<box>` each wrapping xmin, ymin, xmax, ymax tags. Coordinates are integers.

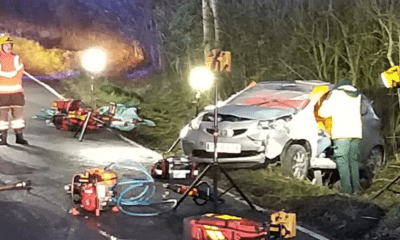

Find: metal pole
<box><xmin>167</xmin><ymin>137</ymin><xmax>181</xmax><ymax>153</ymax></box>
<box><xmin>174</xmin><ymin>164</ymin><xmax>213</xmax><ymax>209</ymax></box>
<box><xmin>195</xmin><ymin>91</ymin><xmax>201</xmax><ymax>116</ymax></box>
<box><xmin>213</xmin><ymin>77</ymin><xmax>219</xmax><ymax>213</ymax></box>
<box><xmin>91</xmin><ymin>75</ymin><xmax>95</xmax><ymax>110</ymax></box>
<box><xmin>79</xmin><ymin>111</ymin><xmax>92</xmax><ymax>142</ymax></box>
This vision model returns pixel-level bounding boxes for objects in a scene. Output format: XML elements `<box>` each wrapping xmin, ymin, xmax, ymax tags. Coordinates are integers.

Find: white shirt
<box><xmin>319</xmin><ymin>85</ymin><xmax>362</xmax><ymax>139</ymax></box>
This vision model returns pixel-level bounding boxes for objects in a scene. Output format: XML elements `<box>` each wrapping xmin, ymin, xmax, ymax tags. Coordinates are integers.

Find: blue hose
<box><xmin>108</xmin><ymin>161</ymin><xmax>177</xmax><ymax>217</ymax></box>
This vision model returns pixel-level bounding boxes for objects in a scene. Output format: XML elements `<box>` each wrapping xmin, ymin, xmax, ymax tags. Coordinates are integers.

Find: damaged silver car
<box><xmin>179</xmin><ymin>80</ymin><xmax>385</xmax><ymax>183</ymax></box>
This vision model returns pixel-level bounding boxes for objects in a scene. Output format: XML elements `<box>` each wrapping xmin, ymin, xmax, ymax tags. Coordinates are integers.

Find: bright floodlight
<box><xmin>81</xmin><ymin>48</ymin><xmax>107</xmax><ymax>73</ymax></box>
<box><xmin>189</xmin><ymin>67</ymin><xmax>214</xmax><ymax>91</ymax></box>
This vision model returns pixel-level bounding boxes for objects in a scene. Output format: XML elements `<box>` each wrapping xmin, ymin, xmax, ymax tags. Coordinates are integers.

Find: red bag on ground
<box><xmin>53</xmin><ymin>99</ymin><xmax>81</xmax><ymax>112</ymax></box>
<box><xmin>183</xmin><ymin>213</ymin><xmax>268</xmax><ymax>240</ymax></box>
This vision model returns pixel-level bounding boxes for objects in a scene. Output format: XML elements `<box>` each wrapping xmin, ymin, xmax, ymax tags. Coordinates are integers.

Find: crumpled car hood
<box><xmin>212</xmin><ymin>104</ymin><xmax>295</xmax><ymax>120</ymax></box>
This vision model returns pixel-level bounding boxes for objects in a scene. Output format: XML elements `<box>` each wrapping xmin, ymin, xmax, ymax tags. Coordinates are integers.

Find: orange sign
<box><xmin>205</xmin><ymin>49</ymin><xmax>231</xmax><ymax>72</ymax></box>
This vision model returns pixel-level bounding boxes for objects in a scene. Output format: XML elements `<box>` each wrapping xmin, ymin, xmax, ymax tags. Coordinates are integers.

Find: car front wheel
<box><xmin>281</xmin><ymin>144</ymin><xmax>310</xmax><ymax>179</ymax></box>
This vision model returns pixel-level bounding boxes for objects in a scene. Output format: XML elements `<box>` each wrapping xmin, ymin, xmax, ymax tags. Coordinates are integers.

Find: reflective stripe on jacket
<box><xmin>0</xmin><ymin>53</ymin><xmax>24</xmax><ymax>94</ymax></box>
<box><xmin>318</xmin><ymin>85</ymin><xmax>362</xmax><ymax>139</ymax></box>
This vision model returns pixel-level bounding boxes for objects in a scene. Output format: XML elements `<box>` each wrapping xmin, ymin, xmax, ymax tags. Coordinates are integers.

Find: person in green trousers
<box><xmin>319</xmin><ymin>79</ymin><xmax>362</xmax><ymax>194</ymax></box>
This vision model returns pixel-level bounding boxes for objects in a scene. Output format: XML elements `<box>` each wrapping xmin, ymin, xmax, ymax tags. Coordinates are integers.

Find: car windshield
<box><xmin>226</xmin><ymin>82</ymin><xmax>312</xmax><ymax>110</ymax></box>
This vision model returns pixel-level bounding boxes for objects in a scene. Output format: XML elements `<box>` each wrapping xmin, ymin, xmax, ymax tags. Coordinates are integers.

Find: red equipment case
<box><xmin>184</xmin><ymin>213</ymin><xmax>268</xmax><ymax>240</ymax></box>
<box><xmin>52</xmin><ymin>99</ymin><xmax>100</xmax><ymax>131</ymax></box>
<box><xmin>53</xmin><ymin>99</ymin><xmax>81</xmax><ymax>112</ymax></box>
<box><xmin>151</xmin><ymin>156</ymin><xmax>198</xmax><ymax>180</ymax></box>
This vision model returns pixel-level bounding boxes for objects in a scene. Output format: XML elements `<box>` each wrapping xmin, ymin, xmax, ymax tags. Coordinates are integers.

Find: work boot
<box><xmin>15</xmin><ymin>132</ymin><xmax>28</xmax><ymax>145</ymax></box>
<box><xmin>0</xmin><ymin>131</ymin><xmax>7</xmax><ymax>145</ymax></box>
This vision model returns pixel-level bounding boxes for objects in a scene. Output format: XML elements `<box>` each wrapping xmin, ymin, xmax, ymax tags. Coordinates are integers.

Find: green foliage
<box><xmin>363</xmin><ymin>156</ymin><xmax>400</xmax><ymax>208</ymax></box>
<box><xmin>219</xmin><ymin>165</ymin><xmax>337</xmax><ymax>208</ymax></box>
<box><xmin>122</xmin><ymin>73</ymin><xmax>207</xmax><ymax>152</ymax></box>
<box><xmin>13</xmin><ymin>37</ymin><xmax>70</xmax><ymax>74</ymax></box>
<box><xmin>153</xmin><ymin>0</ymin><xmax>204</xmax><ymax>74</ymax></box>
<box><xmin>60</xmin><ymin>74</ymin><xmax>142</xmax><ymax>108</ymax></box>
<box><xmin>364</xmin><ymin>156</ymin><xmax>400</xmax><ymax>239</ymax></box>
<box><xmin>153</xmin><ymin>0</ymin><xmax>400</xmax><ymax>98</ymax></box>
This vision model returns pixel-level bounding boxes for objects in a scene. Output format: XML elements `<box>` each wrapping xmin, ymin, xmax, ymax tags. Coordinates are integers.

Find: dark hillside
<box><xmin>0</xmin><ymin>0</ymin><xmax>160</xmax><ymax>76</ymax></box>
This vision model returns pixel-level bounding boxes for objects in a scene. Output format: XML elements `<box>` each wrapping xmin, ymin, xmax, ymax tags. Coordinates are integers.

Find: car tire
<box><xmin>364</xmin><ymin>146</ymin><xmax>384</xmax><ymax>180</ymax></box>
<box><xmin>281</xmin><ymin>144</ymin><xmax>309</xmax><ymax>179</ymax></box>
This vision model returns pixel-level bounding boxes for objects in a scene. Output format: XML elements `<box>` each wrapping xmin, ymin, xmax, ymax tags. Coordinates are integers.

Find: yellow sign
<box><xmin>205</xmin><ymin>49</ymin><xmax>231</xmax><ymax>72</ymax></box>
<box><xmin>381</xmin><ymin>65</ymin><xmax>400</xmax><ymax>88</ymax></box>
<box><xmin>204</xmin><ymin>213</ymin><xmax>242</xmax><ymax>220</ymax></box>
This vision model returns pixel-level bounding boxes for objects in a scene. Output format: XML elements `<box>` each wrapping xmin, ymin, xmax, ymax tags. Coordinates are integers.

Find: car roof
<box><xmin>221</xmin><ymin>80</ymin><xmax>334</xmax><ymax>109</ymax></box>
<box><xmin>256</xmin><ymin>80</ymin><xmax>334</xmax><ymax>92</ymax></box>
<box><xmin>214</xmin><ymin>80</ymin><xmax>335</xmax><ymax>110</ymax></box>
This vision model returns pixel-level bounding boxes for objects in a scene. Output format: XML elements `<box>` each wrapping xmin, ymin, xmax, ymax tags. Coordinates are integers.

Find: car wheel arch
<box><xmin>374</xmin><ymin>145</ymin><xmax>385</xmax><ymax>163</ymax></box>
<box><xmin>361</xmin><ymin>145</ymin><xmax>385</xmax><ymax>179</ymax></box>
<box><xmin>280</xmin><ymin>139</ymin><xmax>312</xmax><ymax>179</ymax></box>
<box><xmin>280</xmin><ymin>139</ymin><xmax>312</xmax><ymax>161</ymax></box>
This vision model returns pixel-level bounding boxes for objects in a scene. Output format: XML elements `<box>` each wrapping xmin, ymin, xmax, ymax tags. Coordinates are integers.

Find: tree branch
<box><xmin>378</xmin><ymin>17</ymin><xmax>395</xmax><ymax>66</ymax></box>
<box><xmin>279</xmin><ymin>59</ymin><xmax>306</xmax><ymax>80</ymax></box>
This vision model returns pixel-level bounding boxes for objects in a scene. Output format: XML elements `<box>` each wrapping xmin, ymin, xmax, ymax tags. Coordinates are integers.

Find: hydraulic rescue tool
<box><xmin>0</xmin><ymin>180</ymin><xmax>31</xmax><ymax>191</ymax></box>
<box><xmin>184</xmin><ymin>211</ymin><xmax>296</xmax><ymax>239</ymax></box>
<box><xmin>165</xmin><ymin>182</ymin><xmax>224</xmax><ymax>206</ymax></box>
<box><xmin>65</xmin><ymin>161</ymin><xmax>177</xmax><ymax>217</ymax></box>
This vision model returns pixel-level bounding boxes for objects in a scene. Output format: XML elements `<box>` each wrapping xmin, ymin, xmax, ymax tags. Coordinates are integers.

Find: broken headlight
<box><xmin>188</xmin><ymin>112</ymin><xmax>206</xmax><ymax>130</ymax></box>
<box><xmin>258</xmin><ymin>115</ymin><xmax>292</xmax><ymax>131</ymax></box>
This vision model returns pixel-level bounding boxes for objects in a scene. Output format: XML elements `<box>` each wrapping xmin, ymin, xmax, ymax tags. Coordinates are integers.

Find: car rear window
<box><xmin>226</xmin><ymin>84</ymin><xmax>311</xmax><ymax>109</ymax></box>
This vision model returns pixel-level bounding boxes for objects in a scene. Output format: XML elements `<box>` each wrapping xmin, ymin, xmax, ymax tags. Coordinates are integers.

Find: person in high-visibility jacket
<box><xmin>0</xmin><ymin>33</ymin><xmax>28</xmax><ymax>145</ymax></box>
<box><xmin>319</xmin><ymin>78</ymin><xmax>362</xmax><ymax>194</ymax></box>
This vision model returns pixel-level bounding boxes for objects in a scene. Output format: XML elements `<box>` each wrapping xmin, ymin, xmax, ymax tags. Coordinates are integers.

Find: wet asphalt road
<box><xmin>0</xmin><ymin>79</ymin><xmax>329</xmax><ymax>240</ymax></box>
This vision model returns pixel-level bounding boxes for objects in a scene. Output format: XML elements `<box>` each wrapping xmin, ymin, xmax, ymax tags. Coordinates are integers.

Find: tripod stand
<box><xmin>74</xmin><ymin>102</ymin><xmax>116</xmax><ymax>142</ymax></box>
<box><xmin>173</xmin><ymin>66</ymin><xmax>255</xmax><ymax>212</ymax></box>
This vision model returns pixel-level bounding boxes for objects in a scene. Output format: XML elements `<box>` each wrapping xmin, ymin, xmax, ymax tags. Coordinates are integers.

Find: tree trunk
<box><xmin>203</xmin><ymin>0</ymin><xmax>213</xmax><ymax>59</ymax></box>
<box><xmin>210</xmin><ymin>0</ymin><xmax>220</xmax><ymax>48</ymax></box>
<box><xmin>330</xmin><ymin>11</ymin><xmax>358</xmax><ymax>84</ymax></box>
